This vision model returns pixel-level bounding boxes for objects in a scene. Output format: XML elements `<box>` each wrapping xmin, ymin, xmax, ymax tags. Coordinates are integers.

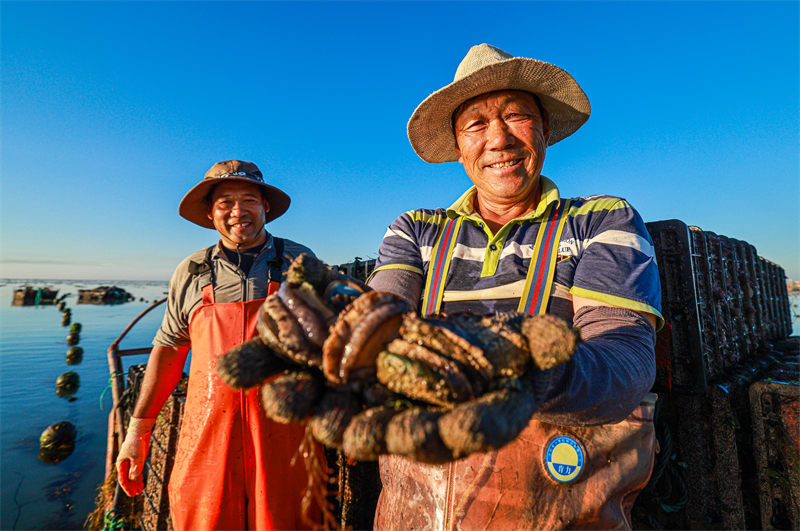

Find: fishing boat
<box><xmin>92</xmin><ymin>219</ymin><xmax>799</xmax><ymax>530</ymax></box>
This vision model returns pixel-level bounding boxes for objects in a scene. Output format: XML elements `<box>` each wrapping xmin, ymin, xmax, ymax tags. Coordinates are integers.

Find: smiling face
<box><xmin>454</xmin><ymin>90</ymin><xmax>550</xmax><ymax>214</ymax></box>
<box><xmin>207</xmin><ymin>181</ymin><xmax>270</xmax><ymax>249</ymax></box>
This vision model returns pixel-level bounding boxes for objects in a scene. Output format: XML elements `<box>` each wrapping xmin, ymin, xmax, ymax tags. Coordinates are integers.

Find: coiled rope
<box><xmin>100</xmin><ymin>371</ymin><xmax>125</xmax><ymax>411</ymax></box>
<box><xmin>102</xmin><ymin>509</ymin><xmax>127</xmax><ymax>530</ymax></box>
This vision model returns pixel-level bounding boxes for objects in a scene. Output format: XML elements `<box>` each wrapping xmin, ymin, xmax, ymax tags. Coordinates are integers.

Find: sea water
<box><xmin>0</xmin><ymin>280</ymin><xmax>797</xmax><ymax>529</ymax></box>
<box><xmin>0</xmin><ymin>281</ymin><xmax>169</xmax><ymax>530</ymax></box>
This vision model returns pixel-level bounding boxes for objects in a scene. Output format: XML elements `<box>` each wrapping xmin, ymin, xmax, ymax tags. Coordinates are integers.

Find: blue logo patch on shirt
<box><xmin>544</xmin><ymin>435</ymin><xmax>585</xmax><ymax>483</ymax></box>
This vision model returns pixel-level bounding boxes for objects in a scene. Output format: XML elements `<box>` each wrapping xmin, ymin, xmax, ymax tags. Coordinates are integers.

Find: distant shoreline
<box><xmin>0</xmin><ymin>278</ymin><xmax>169</xmax><ymax>285</ymax></box>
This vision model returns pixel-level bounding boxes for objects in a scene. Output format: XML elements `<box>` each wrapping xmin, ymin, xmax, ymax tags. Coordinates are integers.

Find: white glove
<box><xmin>115</xmin><ymin>417</ymin><xmax>156</xmax><ymax>497</ymax></box>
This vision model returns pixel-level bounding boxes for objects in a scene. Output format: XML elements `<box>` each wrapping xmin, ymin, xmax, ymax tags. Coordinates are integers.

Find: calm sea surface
<box><xmin>0</xmin><ymin>280</ymin><xmax>170</xmax><ymax>530</ymax></box>
<box><xmin>0</xmin><ymin>280</ymin><xmax>797</xmax><ymax>530</ymax></box>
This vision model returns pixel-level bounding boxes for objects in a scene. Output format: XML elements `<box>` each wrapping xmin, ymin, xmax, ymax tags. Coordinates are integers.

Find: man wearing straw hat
<box><xmin>115</xmin><ymin>160</ymin><xmax>317</xmax><ymax>530</ymax></box>
<box><xmin>368</xmin><ymin>44</ymin><xmax>662</xmax><ymax>528</ymax></box>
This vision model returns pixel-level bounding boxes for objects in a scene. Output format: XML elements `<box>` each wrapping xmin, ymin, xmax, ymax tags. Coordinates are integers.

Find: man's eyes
<box><xmin>461</xmin><ymin>113</ymin><xmax>531</xmax><ymax>131</ymax></box>
<box><xmin>462</xmin><ymin>120</ymin><xmax>486</xmax><ymax>131</ymax></box>
<box><xmin>215</xmin><ymin>197</ymin><xmax>259</xmax><ymax>208</ymax></box>
<box><xmin>506</xmin><ymin>112</ymin><xmax>531</xmax><ymax>121</ymax></box>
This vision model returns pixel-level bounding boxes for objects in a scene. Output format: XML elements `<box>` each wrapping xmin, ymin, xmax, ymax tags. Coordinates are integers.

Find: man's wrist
<box><xmin>127</xmin><ymin>416</ymin><xmax>157</xmax><ymax>435</ymax></box>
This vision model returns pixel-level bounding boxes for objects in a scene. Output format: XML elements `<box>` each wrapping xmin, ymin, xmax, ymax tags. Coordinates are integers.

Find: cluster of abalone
<box><xmin>217</xmin><ymin>254</ymin><xmax>579</xmax><ymax>464</ymax></box>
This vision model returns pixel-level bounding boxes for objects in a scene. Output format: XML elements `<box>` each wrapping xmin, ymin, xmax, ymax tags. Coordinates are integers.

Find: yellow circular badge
<box><xmin>544</xmin><ymin>435</ymin><xmax>585</xmax><ymax>483</ymax></box>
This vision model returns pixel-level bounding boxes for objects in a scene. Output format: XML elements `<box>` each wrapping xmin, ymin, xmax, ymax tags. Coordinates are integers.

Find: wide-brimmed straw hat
<box><xmin>179</xmin><ymin>159</ymin><xmax>291</xmax><ymax>229</ymax></box>
<box><xmin>407</xmin><ymin>43</ymin><xmax>591</xmax><ymax>163</ymax></box>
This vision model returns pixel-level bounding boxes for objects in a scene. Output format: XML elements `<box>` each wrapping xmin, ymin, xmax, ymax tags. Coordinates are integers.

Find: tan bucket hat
<box><xmin>178</xmin><ymin>159</ymin><xmax>291</xmax><ymax>229</ymax></box>
<box><xmin>407</xmin><ymin>43</ymin><xmax>591</xmax><ymax>163</ymax></box>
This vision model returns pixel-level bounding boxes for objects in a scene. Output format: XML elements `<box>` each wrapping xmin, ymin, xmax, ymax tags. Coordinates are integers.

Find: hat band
<box><xmin>208</xmin><ymin>171</ymin><xmax>264</xmax><ymax>182</ymax></box>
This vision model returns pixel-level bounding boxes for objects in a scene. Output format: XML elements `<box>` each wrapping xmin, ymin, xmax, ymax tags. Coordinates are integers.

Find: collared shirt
<box><xmin>373</xmin><ymin>176</ymin><xmax>662</xmax><ymax>325</ymax></box>
<box><xmin>154</xmin><ymin>233</ymin><xmax>315</xmax><ymax>347</ymax></box>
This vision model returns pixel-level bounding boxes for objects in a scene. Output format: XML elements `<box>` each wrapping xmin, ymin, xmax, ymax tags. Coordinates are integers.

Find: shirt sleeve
<box><xmin>152</xmin><ymin>257</ymin><xmax>195</xmax><ymax>348</ymax></box>
<box><xmin>373</xmin><ymin>211</ymin><xmax>426</xmax><ymax>277</ymax></box>
<box><xmin>283</xmin><ymin>239</ymin><xmax>317</xmax><ymax>261</ymax></box>
<box><xmin>367</xmin><ymin>268</ymin><xmax>423</xmax><ymax>310</ymax></box>
<box><xmin>570</xmin><ymin>198</ymin><xmax>663</xmax><ymax>328</ymax></box>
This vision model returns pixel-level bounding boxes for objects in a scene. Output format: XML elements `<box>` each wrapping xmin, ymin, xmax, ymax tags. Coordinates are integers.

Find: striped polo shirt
<box><xmin>373</xmin><ymin>176</ymin><xmax>663</xmax><ymax>326</ymax></box>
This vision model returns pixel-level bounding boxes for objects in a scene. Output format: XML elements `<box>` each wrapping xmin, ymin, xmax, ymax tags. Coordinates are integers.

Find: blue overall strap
<box><xmin>420</xmin><ymin>216</ymin><xmax>463</xmax><ymax>317</ymax></box>
<box><xmin>517</xmin><ymin>199</ymin><xmax>571</xmax><ymax>315</ymax></box>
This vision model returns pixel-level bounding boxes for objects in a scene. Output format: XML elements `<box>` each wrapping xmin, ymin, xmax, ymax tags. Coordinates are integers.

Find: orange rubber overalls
<box><xmin>167</xmin><ymin>278</ymin><xmax>312</xmax><ymax>530</ymax></box>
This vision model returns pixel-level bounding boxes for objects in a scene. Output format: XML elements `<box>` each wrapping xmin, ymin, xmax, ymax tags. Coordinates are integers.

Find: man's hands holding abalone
<box><xmin>217</xmin><ymin>254</ymin><xmax>580</xmax><ymax>464</ymax></box>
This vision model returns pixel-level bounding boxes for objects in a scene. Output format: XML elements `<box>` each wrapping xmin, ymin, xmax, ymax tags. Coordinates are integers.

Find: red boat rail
<box><xmin>105</xmin><ymin>298</ymin><xmax>166</xmax><ymax>478</ymax></box>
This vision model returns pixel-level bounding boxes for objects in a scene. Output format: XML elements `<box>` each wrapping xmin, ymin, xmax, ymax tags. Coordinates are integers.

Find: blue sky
<box><xmin>2</xmin><ymin>1</ymin><xmax>798</xmax><ymax>282</ymax></box>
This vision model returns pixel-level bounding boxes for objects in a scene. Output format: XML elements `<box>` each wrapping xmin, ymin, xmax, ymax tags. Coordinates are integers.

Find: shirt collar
<box><xmin>445</xmin><ymin>176</ymin><xmax>561</xmax><ymax>222</ymax></box>
<box><xmin>213</xmin><ymin>232</ymin><xmax>274</xmax><ymax>259</ymax></box>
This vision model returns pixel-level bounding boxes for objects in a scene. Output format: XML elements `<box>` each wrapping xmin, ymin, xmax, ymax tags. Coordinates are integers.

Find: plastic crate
<box><xmin>749</xmin><ymin>345</ymin><xmax>800</xmax><ymax>530</ymax></box>
<box><xmin>669</xmin><ymin>383</ymin><xmax>752</xmax><ymax>528</ymax></box>
<box><xmin>140</xmin><ymin>387</ymin><xmax>186</xmax><ymax>531</ymax></box>
<box><xmin>645</xmin><ymin>220</ymin><xmax>792</xmax><ymax>393</ymax></box>
<box><xmin>645</xmin><ymin>220</ymin><xmax>709</xmax><ymax>392</ymax></box>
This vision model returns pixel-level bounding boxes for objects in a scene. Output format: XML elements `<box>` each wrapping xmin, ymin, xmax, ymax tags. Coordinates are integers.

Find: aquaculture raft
<box><xmin>12</xmin><ymin>286</ymin><xmax>59</xmax><ymax>306</ymax></box>
<box><xmin>78</xmin><ymin>285</ymin><xmax>134</xmax><ymax>304</ymax></box>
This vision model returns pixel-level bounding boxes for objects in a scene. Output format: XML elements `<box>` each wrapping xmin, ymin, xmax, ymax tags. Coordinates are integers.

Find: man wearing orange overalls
<box><xmin>116</xmin><ymin>160</ymin><xmax>316</xmax><ymax>530</ymax></box>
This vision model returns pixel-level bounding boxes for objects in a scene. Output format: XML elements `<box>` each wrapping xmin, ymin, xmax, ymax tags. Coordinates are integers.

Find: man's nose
<box><xmin>485</xmin><ymin>119</ymin><xmax>515</xmax><ymax>149</ymax></box>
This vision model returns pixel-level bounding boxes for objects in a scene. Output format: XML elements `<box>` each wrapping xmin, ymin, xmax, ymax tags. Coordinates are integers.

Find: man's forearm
<box><xmin>132</xmin><ymin>344</ymin><xmax>191</xmax><ymax>418</ymax></box>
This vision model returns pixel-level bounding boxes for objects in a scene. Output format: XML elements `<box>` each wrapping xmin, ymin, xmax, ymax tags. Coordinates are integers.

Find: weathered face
<box><xmin>207</xmin><ymin>181</ymin><xmax>270</xmax><ymax>249</ymax></box>
<box><xmin>454</xmin><ymin>90</ymin><xmax>550</xmax><ymax>209</ymax></box>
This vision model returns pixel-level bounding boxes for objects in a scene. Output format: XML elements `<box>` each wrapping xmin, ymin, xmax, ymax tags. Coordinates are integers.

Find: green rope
<box><xmin>102</xmin><ymin>509</ymin><xmax>127</xmax><ymax>530</ymax></box>
<box><xmin>100</xmin><ymin>372</ymin><xmax>124</xmax><ymax>411</ymax></box>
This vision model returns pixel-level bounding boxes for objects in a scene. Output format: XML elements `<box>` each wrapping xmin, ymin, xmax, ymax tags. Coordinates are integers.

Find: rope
<box><xmin>100</xmin><ymin>372</ymin><xmax>124</xmax><ymax>411</ymax></box>
<box><xmin>634</xmin><ymin>395</ymin><xmax>689</xmax><ymax>529</ymax></box>
<box><xmin>102</xmin><ymin>509</ymin><xmax>127</xmax><ymax>530</ymax></box>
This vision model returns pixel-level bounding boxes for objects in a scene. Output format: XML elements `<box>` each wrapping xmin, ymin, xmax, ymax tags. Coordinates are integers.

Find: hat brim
<box><xmin>178</xmin><ymin>177</ymin><xmax>291</xmax><ymax>229</ymax></box>
<box><xmin>407</xmin><ymin>56</ymin><xmax>591</xmax><ymax>163</ymax></box>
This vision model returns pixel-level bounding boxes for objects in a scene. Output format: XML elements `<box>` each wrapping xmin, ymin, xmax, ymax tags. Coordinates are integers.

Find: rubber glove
<box><xmin>115</xmin><ymin>416</ymin><xmax>156</xmax><ymax>497</ymax></box>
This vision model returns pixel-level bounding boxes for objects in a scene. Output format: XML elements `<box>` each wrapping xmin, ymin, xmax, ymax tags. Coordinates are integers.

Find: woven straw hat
<box><xmin>179</xmin><ymin>159</ymin><xmax>291</xmax><ymax>229</ymax></box>
<box><xmin>407</xmin><ymin>44</ymin><xmax>591</xmax><ymax>163</ymax></box>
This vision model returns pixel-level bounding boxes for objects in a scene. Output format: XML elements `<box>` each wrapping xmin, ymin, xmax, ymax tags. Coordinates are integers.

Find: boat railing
<box><xmin>102</xmin><ymin>298</ymin><xmax>168</xmax><ymax>530</ymax></box>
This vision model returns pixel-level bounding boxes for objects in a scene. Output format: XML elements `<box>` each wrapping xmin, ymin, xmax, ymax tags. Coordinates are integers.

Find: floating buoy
<box><xmin>66</xmin><ymin>332</ymin><xmax>80</xmax><ymax>346</ymax></box>
<box><xmin>61</xmin><ymin>315</ymin><xmax>71</xmax><ymax>326</ymax></box>
<box><xmin>57</xmin><ymin>302</ymin><xmax>66</xmax><ymax>311</ymax></box>
<box><xmin>70</xmin><ymin>322</ymin><xmax>82</xmax><ymax>333</ymax></box>
<box><xmin>55</xmin><ymin>371</ymin><xmax>80</xmax><ymax>398</ymax></box>
<box><xmin>39</xmin><ymin>421</ymin><xmax>77</xmax><ymax>464</ymax></box>
<box><xmin>66</xmin><ymin>346</ymin><xmax>83</xmax><ymax>365</ymax></box>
